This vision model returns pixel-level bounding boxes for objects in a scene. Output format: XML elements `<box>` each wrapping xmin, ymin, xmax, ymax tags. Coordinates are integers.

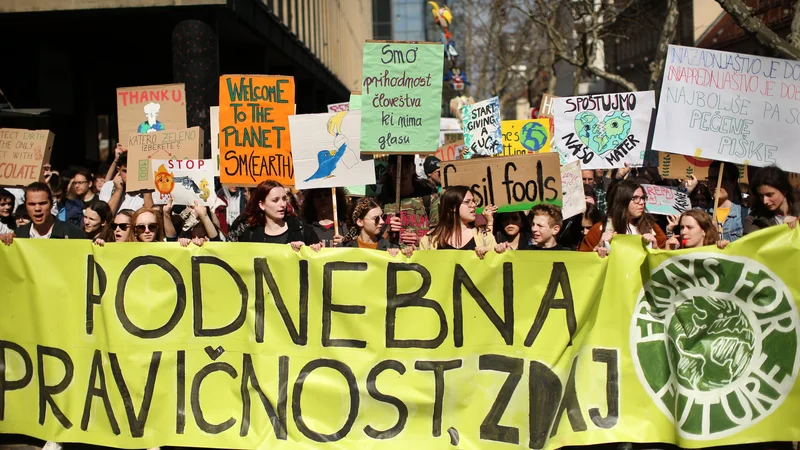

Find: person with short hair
<box><xmin>528</xmin><ymin>204</ymin><xmax>570</xmax><ymax>250</ymax></box>
<box><xmin>0</xmin><ymin>188</ymin><xmax>15</xmax><ymax>234</ymax></box>
<box><xmin>14</xmin><ymin>204</ymin><xmax>29</xmax><ymax>229</ymax></box>
<box><xmin>423</xmin><ymin>156</ymin><xmax>442</xmax><ymax>192</ymax></box>
<box><xmin>68</xmin><ymin>169</ymin><xmax>97</xmax><ymax>208</ymax></box>
<box><xmin>1</xmin><ymin>182</ymin><xmax>85</xmax><ymax>245</ymax></box>
<box><xmin>98</xmin><ymin>153</ymin><xmax>145</xmax><ymax>213</ymax></box>
<box><xmin>745</xmin><ymin>165</ymin><xmax>799</xmax><ymax>233</ymax></box>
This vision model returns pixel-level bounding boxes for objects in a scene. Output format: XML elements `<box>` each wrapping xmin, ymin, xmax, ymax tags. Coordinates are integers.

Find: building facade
<box><xmin>0</xmin><ymin>0</ymin><xmax>371</xmax><ymax>168</ymax></box>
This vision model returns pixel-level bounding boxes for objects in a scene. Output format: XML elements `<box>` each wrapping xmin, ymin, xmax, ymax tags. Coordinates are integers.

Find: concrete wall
<box><xmin>693</xmin><ymin>0</ymin><xmax>723</xmax><ymax>43</ymax></box>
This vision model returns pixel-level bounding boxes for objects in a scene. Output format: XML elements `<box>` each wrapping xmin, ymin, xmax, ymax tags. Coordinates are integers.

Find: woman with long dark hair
<box><xmin>302</xmin><ymin>187</ymin><xmax>349</xmax><ymax>246</ymax></box>
<box><xmin>493</xmin><ymin>211</ymin><xmax>532</xmax><ymax>251</ymax></box>
<box><xmin>579</xmin><ymin>180</ymin><xmax>666</xmax><ymax>255</ymax></box>
<box><xmin>420</xmin><ymin>186</ymin><xmax>495</xmax><ymax>259</ymax></box>
<box><xmin>84</xmin><ymin>200</ymin><xmax>114</xmax><ymax>242</ymax></box>
<box><xmin>745</xmin><ymin>165</ymin><xmax>798</xmax><ymax>233</ymax></box>
<box><xmin>235</xmin><ymin>180</ymin><xmax>322</xmax><ymax>251</ymax></box>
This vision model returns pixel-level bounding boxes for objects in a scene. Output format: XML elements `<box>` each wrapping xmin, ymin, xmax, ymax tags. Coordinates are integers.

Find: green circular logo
<box><xmin>631</xmin><ymin>254</ymin><xmax>799</xmax><ymax>439</ymax></box>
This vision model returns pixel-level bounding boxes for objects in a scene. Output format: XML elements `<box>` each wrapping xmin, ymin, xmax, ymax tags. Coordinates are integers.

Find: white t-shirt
<box><xmin>99</xmin><ymin>182</ymin><xmax>144</xmax><ymax>212</ymax></box>
<box><xmin>0</xmin><ymin>222</ymin><xmax>11</xmax><ymax>234</ymax></box>
<box><xmin>30</xmin><ymin>224</ymin><xmax>54</xmax><ymax>239</ymax></box>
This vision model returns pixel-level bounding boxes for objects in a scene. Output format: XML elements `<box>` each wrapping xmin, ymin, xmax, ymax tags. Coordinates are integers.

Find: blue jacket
<box><xmin>708</xmin><ymin>202</ymin><xmax>748</xmax><ymax>242</ymax></box>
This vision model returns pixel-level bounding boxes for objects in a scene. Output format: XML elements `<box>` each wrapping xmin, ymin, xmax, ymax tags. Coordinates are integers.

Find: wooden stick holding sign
<box><xmin>441</xmin><ymin>153</ymin><xmax>563</xmax><ymax>213</ymax></box>
<box><xmin>713</xmin><ymin>162</ymin><xmax>725</xmax><ymax>234</ymax></box>
<box><xmin>331</xmin><ymin>187</ymin><xmax>339</xmax><ymax>245</ymax></box>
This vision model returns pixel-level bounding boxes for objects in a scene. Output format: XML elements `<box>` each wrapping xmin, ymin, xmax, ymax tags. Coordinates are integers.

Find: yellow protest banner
<box><xmin>1</xmin><ymin>227</ymin><xmax>799</xmax><ymax>449</ymax></box>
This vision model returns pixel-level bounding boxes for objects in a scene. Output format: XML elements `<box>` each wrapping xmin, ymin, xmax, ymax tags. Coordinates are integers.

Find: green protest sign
<box><xmin>360</xmin><ymin>41</ymin><xmax>443</xmax><ymax>153</ymax></box>
<box><xmin>349</xmin><ymin>91</ymin><xmax>361</xmax><ymax>111</ymax></box>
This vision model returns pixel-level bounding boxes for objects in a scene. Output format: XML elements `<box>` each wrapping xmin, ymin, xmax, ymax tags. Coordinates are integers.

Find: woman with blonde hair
<box><xmin>420</xmin><ymin>185</ymin><xmax>495</xmax><ymax>259</ymax></box>
<box><xmin>665</xmin><ymin>209</ymin><xmax>728</xmax><ymax>249</ymax></box>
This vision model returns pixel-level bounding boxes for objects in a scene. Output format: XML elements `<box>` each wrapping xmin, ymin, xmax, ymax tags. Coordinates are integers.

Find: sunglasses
<box><xmin>113</xmin><ymin>223</ymin><xmax>130</xmax><ymax>231</ymax></box>
<box><xmin>366</xmin><ymin>215</ymin><xmax>385</xmax><ymax>225</ymax></box>
<box><xmin>135</xmin><ymin>223</ymin><xmax>159</xmax><ymax>234</ymax></box>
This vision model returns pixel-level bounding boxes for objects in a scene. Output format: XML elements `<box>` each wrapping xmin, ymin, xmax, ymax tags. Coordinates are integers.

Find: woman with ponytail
<box><xmin>342</xmin><ymin>197</ymin><xmax>408</xmax><ymax>256</ymax></box>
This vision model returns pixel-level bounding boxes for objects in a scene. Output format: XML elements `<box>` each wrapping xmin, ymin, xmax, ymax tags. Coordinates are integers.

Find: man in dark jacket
<box><xmin>0</xmin><ymin>182</ymin><xmax>85</xmax><ymax>245</ymax></box>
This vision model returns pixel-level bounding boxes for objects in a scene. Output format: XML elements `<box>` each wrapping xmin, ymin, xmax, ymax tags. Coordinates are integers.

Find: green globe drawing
<box><xmin>667</xmin><ymin>296</ymin><xmax>755</xmax><ymax>391</ymax></box>
<box><xmin>519</xmin><ymin>121</ymin><xmax>548</xmax><ymax>153</ymax></box>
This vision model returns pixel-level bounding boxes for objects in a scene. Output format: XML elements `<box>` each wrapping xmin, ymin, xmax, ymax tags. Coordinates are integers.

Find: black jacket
<box><xmin>236</xmin><ymin>217</ymin><xmax>320</xmax><ymax>245</ymax></box>
<box><xmin>15</xmin><ymin>217</ymin><xmax>85</xmax><ymax>239</ymax></box>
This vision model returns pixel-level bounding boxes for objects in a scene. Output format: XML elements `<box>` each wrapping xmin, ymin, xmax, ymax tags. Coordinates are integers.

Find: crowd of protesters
<box><xmin>0</xmin><ymin>149</ymin><xmax>798</xmax><ymax>257</ymax></box>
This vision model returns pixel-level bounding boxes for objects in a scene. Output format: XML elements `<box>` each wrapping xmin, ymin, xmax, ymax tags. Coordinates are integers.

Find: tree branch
<box><xmin>649</xmin><ymin>0</ymin><xmax>679</xmax><ymax>91</ymax></box>
<box><xmin>714</xmin><ymin>0</ymin><xmax>800</xmax><ymax>59</ymax></box>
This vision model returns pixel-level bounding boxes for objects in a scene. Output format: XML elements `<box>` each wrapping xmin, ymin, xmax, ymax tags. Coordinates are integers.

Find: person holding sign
<box><xmin>302</xmin><ymin>188</ymin><xmax>349</xmax><ymax>246</ymax></box>
<box><xmin>163</xmin><ymin>199</ymin><xmax>221</xmax><ymax>247</ymax></box>
<box><xmin>746</xmin><ymin>166</ymin><xmax>799</xmax><ymax>234</ymax></box>
<box><xmin>234</xmin><ymin>181</ymin><xmax>322</xmax><ymax>251</ymax></box>
<box><xmin>579</xmin><ymin>180</ymin><xmax>666</xmax><ymax>255</ymax></box>
<box><xmin>419</xmin><ymin>186</ymin><xmax>496</xmax><ymax>258</ymax></box>
<box><xmin>705</xmin><ymin>161</ymin><xmax>748</xmax><ymax>242</ymax></box>
<box><xmin>378</xmin><ymin>155</ymin><xmax>438</xmax><ymax>246</ymax></box>
<box><xmin>665</xmin><ymin>210</ymin><xmax>729</xmax><ymax>250</ymax></box>
<box><xmin>341</xmin><ymin>197</ymin><xmax>408</xmax><ymax>255</ymax></box>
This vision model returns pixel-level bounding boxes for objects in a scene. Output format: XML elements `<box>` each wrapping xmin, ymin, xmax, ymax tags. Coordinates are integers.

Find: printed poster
<box><xmin>151</xmin><ymin>159</ymin><xmax>217</xmax><ymax>207</ymax></box>
<box><xmin>653</xmin><ymin>45</ymin><xmax>800</xmax><ymax>173</ymax></box>
<box><xmin>643</xmin><ymin>184</ymin><xmax>691</xmax><ymax>215</ymax></box>
<box><xmin>460</xmin><ymin>97</ymin><xmax>502</xmax><ymax>159</ymax></box>
<box><xmin>288</xmin><ymin>111</ymin><xmax>375</xmax><ymax>190</ymax></box>
<box><xmin>0</xmin><ymin>129</ymin><xmax>54</xmax><ymax>188</ymax></box>
<box><xmin>500</xmin><ymin>119</ymin><xmax>551</xmax><ymax>156</ymax></box>
<box><xmin>552</xmin><ymin>91</ymin><xmax>655</xmax><ymax>169</ymax></box>
<box><xmin>219</xmin><ymin>75</ymin><xmax>295</xmax><ymax>186</ymax></box>
<box><xmin>116</xmin><ymin>84</ymin><xmax>187</xmax><ymax>146</ymax></box>
<box><xmin>560</xmin><ymin>160</ymin><xmax>586</xmax><ymax>219</ymax></box>
<box><xmin>360</xmin><ymin>41</ymin><xmax>443</xmax><ymax>153</ymax></box>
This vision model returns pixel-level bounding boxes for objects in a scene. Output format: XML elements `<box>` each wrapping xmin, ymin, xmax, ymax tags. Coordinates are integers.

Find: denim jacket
<box><xmin>708</xmin><ymin>202</ymin><xmax>748</xmax><ymax>242</ymax></box>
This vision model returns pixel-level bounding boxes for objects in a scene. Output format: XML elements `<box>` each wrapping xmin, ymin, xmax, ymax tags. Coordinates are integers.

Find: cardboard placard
<box><xmin>125</xmin><ymin>127</ymin><xmax>204</xmax><ymax>192</ymax></box>
<box><xmin>151</xmin><ymin>159</ymin><xmax>217</xmax><ymax>206</ymax></box>
<box><xmin>289</xmin><ymin>111</ymin><xmax>376</xmax><ymax>190</ymax></box>
<box><xmin>434</xmin><ymin>140</ymin><xmax>464</xmax><ymax>162</ymax></box>
<box><xmin>553</xmin><ymin>91</ymin><xmax>656</xmax><ymax>169</ymax></box>
<box><xmin>116</xmin><ymin>84</ymin><xmax>187</xmax><ymax>146</ymax></box>
<box><xmin>0</xmin><ymin>129</ymin><xmax>54</xmax><ymax>188</ymax></box>
<box><xmin>657</xmin><ymin>151</ymin><xmax>749</xmax><ymax>183</ymax></box>
<box><xmin>443</xmin><ymin>132</ymin><xmax>463</xmax><ymax>146</ymax></box>
<box><xmin>327</xmin><ymin>102</ymin><xmax>350</xmax><ymax>113</ymax></box>
<box><xmin>441</xmin><ymin>153</ymin><xmax>562</xmax><ymax>213</ymax></box>
<box><xmin>209</xmin><ymin>106</ymin><xmax>220</xmax><ymax>177</ymax></box>
<box><xmin>653</xmin><ymin>45</ymin><xmax>800</xmax><ymax>172</ymax></box>
<box><xmin>360</xmin><ymin>41</ymin><xmax>443</xmax><ymax>153</ymax></box>
<box><xmin>501</xmin><ymin>119</ymin><xmax>551</xmax><ymax>156</ymax></box>
<box><xmin>560</xmin><ymin>160</ymin><xmax>586</xmax><ymax>219</ymax></box>
<box><xmin>643</xmin><ymin>184</ymin><xmax>691</xmax><ymax>215</ymax></box>
<box><xmin>460</xmin><ymin>97</ymin><xmax>502</xmax><ymax>159</ymax></box>
<box><xmin>219</xmin><ymin>75</ymin><xmax>295</xmax><ymax>186</ymax></box>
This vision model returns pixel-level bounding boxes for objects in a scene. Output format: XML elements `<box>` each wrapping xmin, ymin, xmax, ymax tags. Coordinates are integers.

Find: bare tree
<box><xmin>649</xmin><ymin>0</ymin><xmax>679</xmax><ymax>90</ymax></box>
<box><xmin>714</xmin><ymin>0</ymin><xmax>800</xmax><ymax>60</ymax></box>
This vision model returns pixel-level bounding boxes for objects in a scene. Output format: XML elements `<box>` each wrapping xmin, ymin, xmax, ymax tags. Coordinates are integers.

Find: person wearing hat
<box><xmin>424</xmin><ymin>156</ymin><xmax>442</xmax><ymax>193</ymax></box>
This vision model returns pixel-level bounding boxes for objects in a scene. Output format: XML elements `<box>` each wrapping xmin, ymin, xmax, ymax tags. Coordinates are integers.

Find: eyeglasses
<box><xmin>462</xmin><ymin>199</ymin><xmax>477</xmax><ymax>206</ymax></box>
<box><xmin>113</xmin><ymin>223</ymin><xmax>130</xmax><ymax>231</ymax></box>
<box><xmin>135</xmin><ymin>223</ymin><xmax>159</xmax><ymax>234</ymax></box>
<box><xmin>631</xmin><ymin>195</ymin><xmax>647</xmax><ymax>204</ymax></box>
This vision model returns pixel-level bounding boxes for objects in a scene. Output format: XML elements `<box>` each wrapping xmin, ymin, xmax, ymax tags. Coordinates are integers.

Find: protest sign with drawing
<box><xmin>643</xmin><ymin>184</ymin><xmax>691</xmax><ymax>215</ymax></box>
<box><xmin>501</xmin><ymin>119</ymin><xmax>551</xmax><ymax>156</ymax></box>
<box><xmin>552</xmin><ymin>91</ymin><xmax>655</xmax><ymax>168</ymax></box>
<box><xmin>441</xmin><ymin>152</ymin><xmax>562</xmax><ymax>213</ymax></box>
<box><xmin>116</xmin><ymin>84</ymin><xmax>187</xmax><ymax>146</ymax></box>
<box><xmin>360</xmin><ymin>41</ymin><xmax>443</xmax><ymax>154</ymax></box>
<box><xmin>327</xmin><ymin>102</ymin><xmax>349</xmax><ymax>113</ymax></box>
<box><xmin>209</xmin><ymin>106</ymin><xmax>220</xmax><ymax>176</ymax></box>
<box><xmin>125</xmin><ymin>127</ymin><xmax>204</xmax><ymax>192</ymax></box>
<box><xmin>289</xmin><ymin>111</ymin><xmax>375</xmax><ymax>190</ymax></box>
<box><xmin>150</xmin><ymin>159</ymin><xmax>217</xmax><ymax>207</ymax></box>
<box><xmin>435</xmin><ymin>140</ymin><xmax>464</xmax><ymax>162</ymax></box>
<box><xmin>653</xmin><ymin>45</ymin><xmax>800</xmax><ymax>172</ymax></box>
<box><xmin>0</xmin><ymin>129</ymin><xmax>54</xmax><ymax>188</ymax></box>
<box><xmin>560</xmin><ymin>160</ymin><xmax>586</xmax><ymax>219</ymax></box>
<box><xmin>460</xmin><ymin>97</ymin><xmax>502</xmax><ymax>159</ymax></box>
<box><xmin>219</xmin><ymin>75</ymin><xmax>295</xmax><ymax>186</ymax></box>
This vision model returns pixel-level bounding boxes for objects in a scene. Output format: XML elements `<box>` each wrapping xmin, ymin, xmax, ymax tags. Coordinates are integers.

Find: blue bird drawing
<box><xmin>304</xmin><ymin>111</ymin><xmax>349</xmax><ymax>182</ymax></box>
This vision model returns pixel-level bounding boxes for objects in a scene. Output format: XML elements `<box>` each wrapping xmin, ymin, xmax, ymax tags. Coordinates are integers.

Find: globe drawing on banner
<box><xmin>575</xmin><ymin>110</ymin><xmax>632</xmax><ymax>156</ymax></box>
<box><xmin>520</xmin><ymin>121</ymin><xmax>549</xmax><ymax>153</ymax></box>
<box><xmin>631</xmin><ymin>254</ymin><xmax>800</xmax><ymax>439</ymax></box>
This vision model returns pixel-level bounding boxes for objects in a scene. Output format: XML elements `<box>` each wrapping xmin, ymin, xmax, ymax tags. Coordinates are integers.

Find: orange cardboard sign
<box><xmin>219</xmin><ymin>75</ymin><xmax>295</xmax><ymax>186</ymax></box>
<box><xmin>0</xmin><ymin>129</ymin><xmax>54</xmax><ymax>188</ymax></box>
<box><xmin>116</xmin><ymin>84</ymin><xmax>187</xmax><ymax>145</ymax></box>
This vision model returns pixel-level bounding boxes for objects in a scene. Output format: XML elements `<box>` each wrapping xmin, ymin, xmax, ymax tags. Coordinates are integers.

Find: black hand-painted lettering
<box><xmin>116</xmin><ymin>256</ymin><xmax>186</xmax><ymax>339</ymax></box>
<box><xmin>240</xmin><ymin>354</ymin><xmax>288</xmax><ymax>439</ymax></box>
<box><xmin>323</xmin><ymin>262</ymin><xmax>367</xmax><ymax>348</ymax></box>
<box><xmin>414</xmin><ymin>360</ymin><xmax>462</xmax><ymax>437</ymax></box>
<box><xmin>37</xmin><ymin>345</ymin><xmax>73</xmax><ymax>429</ymax></box>
<box><xmin>293</xmin><ymin>359</ymin><xmax>359</xmax><ymax>442</ymax></box>
<box><xmin>525</xmin><ymin>263</ymin><xmax>576</xmax><ymax>346</ymax></box>
<box><xmin>176</xmin><ymin>350</ymin><xmax>186</xmax><ymax>434</ymax></box>
<box><xmin>108</xmin><ymin>351</ymin><xmax>161</xmax><ymax>437</ymax></box>
<box><xmin>549</xmin><ymin>356</ymin><xmax>587</xmax><ymax>437</ymax></box>
<box><xmin>364</xmin><ymin>360</ymin><xmax>408</xmax><ymax>439</ymax></box>
<box><xmin>529</xmin><ymin>361</ymin><xmax>562</xmax><ymax>450</ymax></box>
<box><xmin>0</xmin><ymin>341</ymin><xmax>33</xmax><ymax>420</ymax></box>
<box><xmin>192</xmin><ymin>256</ymin><xmax>248</xmax><ymax>337</ymax></box>
<box><xmin>453</xmin><ymin>263</ymin><xmax>514</xmax><ymax>347</ymax></box>
<box><xmin>479</xmin><ymin>354</ymin><xmax>522</xmax><ymax>444</ymax></box>
<box><xmin>386</xmin><ymin>263</ymin><xmax>447</xmax><ymax>348</ymax></box>
<box><xmin>191</xmin><ymin>360</ymin><xmax>238</xmax><ymax>434</ymax></box>
<box><xmin>254</xmin><ymin>258</ymin><xmax>308</xmax><ymax>345</ymax></box>
<box><xmin>589</xmin><ymin>348</ymin><xmax>619</xmax><ymax>429</ymax></box>
<box><xmin>81</xmin><ymin>350</ymin><xmax>120</xmax><ymax>434</ymax></box>
<box><xmin>85</xmin><ymin>255</ymin><xmax>106</xmax><ymax>335</ymax></box>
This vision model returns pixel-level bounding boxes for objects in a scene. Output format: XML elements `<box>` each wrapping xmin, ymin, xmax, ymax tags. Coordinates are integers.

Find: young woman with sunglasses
<box><xmin>493</xmin><ymin>211</ymin><xmax>533</xmax><ymax>251</ymax></box>
<box><xmin>236</xmin><ymin>180</ymin><xmax>322</xmax><ymax>251</ymax></box>
<box><xmin>93</xmin><ymin>209</ymin><xmax>134</xmax><ymax>245</ymax></box>
<box><xmin>341</xmin><ymin>197</ymin><xmax>407</xmax><ymax>255</ymax></box>
<box><xmin>126</xmin><ymin>207</ymin><xmax>166</xmax><ymax>243</ymax></box>
<box><xmin>420</xmin><ymin>186</ymin><xmax>496</xmax><ymax>259</ymax></box>
<box><xmin>579</xmin><ymin>180</ymin><xmax>666</xmax><ymax>256</ymax></box>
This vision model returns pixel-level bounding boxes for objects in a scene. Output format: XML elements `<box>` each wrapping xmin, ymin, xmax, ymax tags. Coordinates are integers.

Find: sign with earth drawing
<box><xmin>500</xmin><ymin>119</ymin><xmax>551</xmax><ymax>156</ymax></box>
<box><xmin>552</xmin><ymin>91</ymin><xmax>655</xmax><ymax>168</ymax></box>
